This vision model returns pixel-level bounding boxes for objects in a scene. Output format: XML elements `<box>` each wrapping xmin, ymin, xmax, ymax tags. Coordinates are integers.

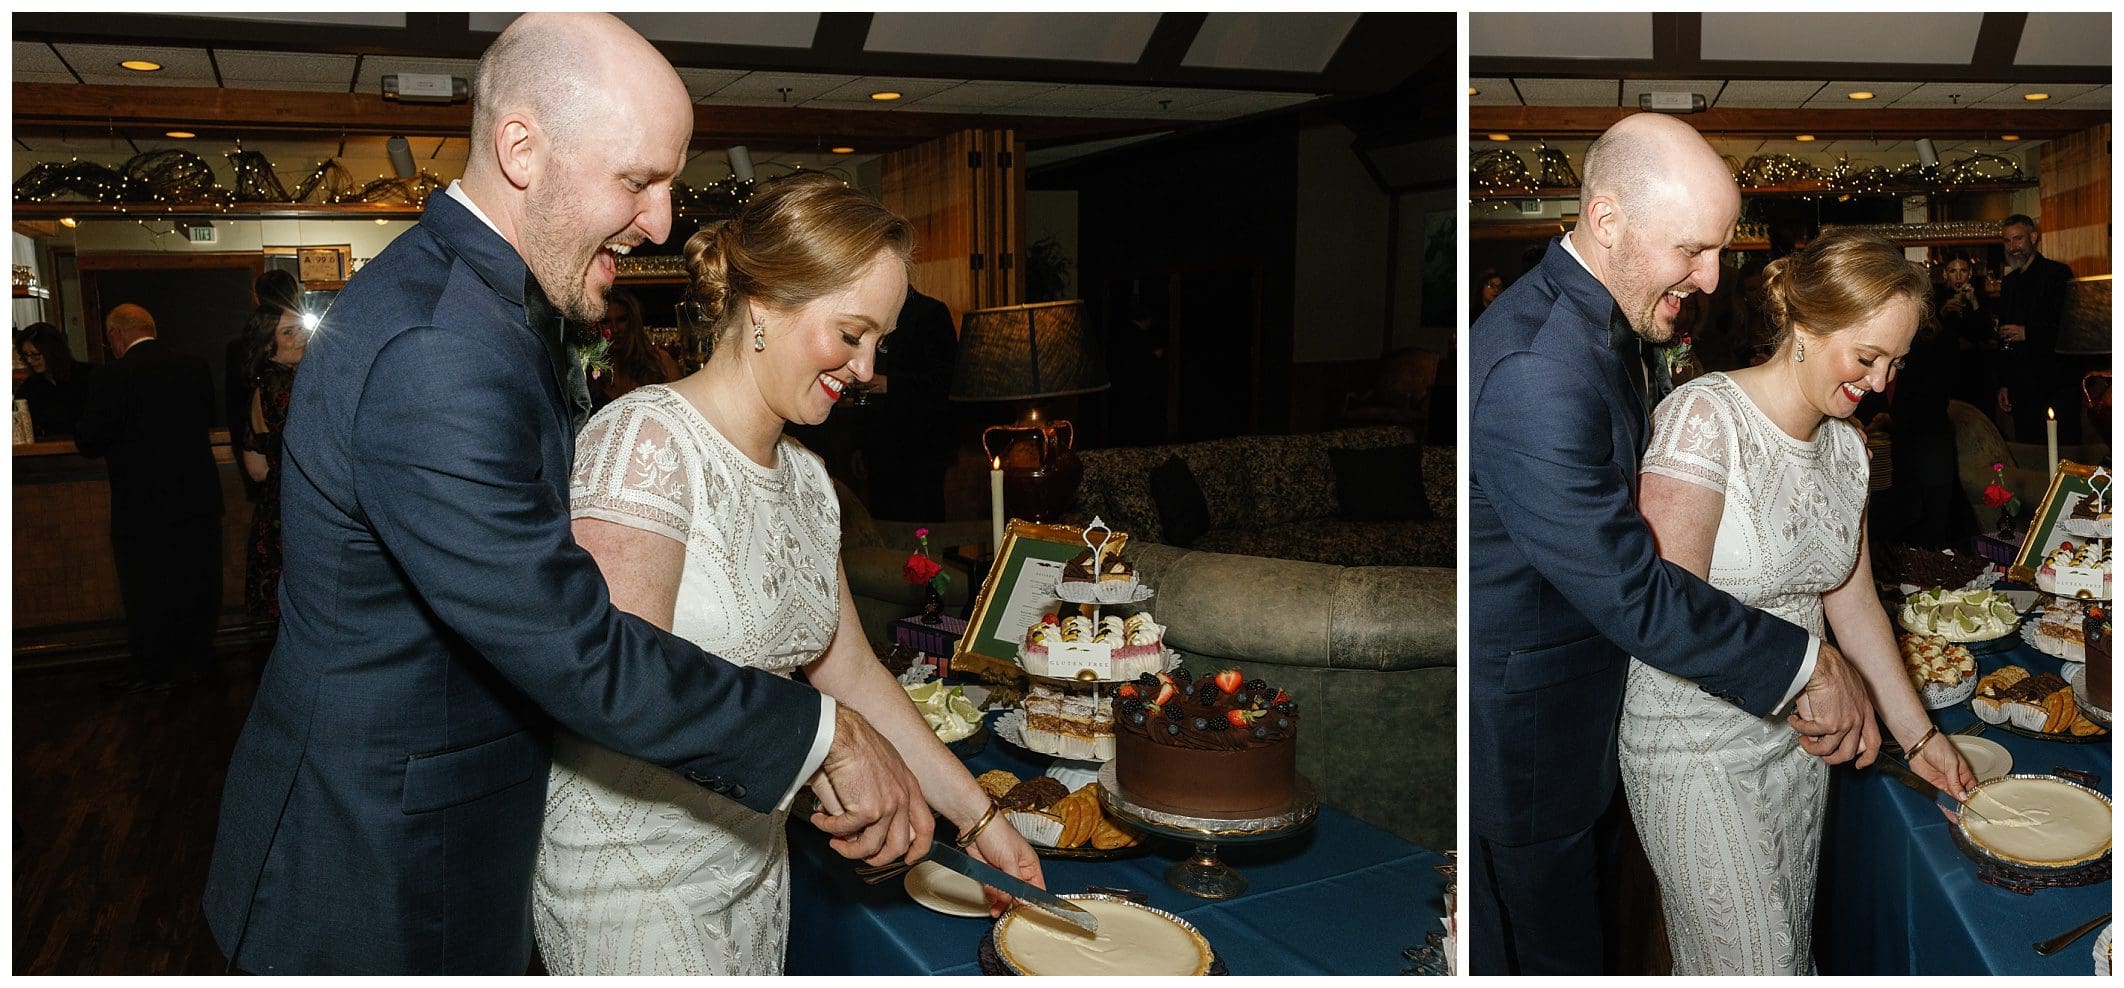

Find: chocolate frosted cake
<box><xmin>2087</xmin><ymin>606</ymin><xmax>2111</xmax><ymax>711</ymax></box>
<box><xmin>1112</xmin><ymin>667</ymin><xmax>1298</xmax><ymax>816</ymax></box>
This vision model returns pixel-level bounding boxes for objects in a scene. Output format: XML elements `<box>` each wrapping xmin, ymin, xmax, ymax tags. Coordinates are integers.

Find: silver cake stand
<box><xmin>1095</xmin><ymin>760</ymin><xmax>1318</xmax><ymax>900</ymax></box>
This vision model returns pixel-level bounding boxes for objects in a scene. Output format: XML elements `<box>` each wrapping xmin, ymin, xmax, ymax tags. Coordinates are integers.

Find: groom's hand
<box><xmin>810</xmin><ymin>703</ymin><xmax>932</xmax><ymax>866</ymax></box>
<box><xmin>1787</xmin><ymin>642</ymin><xmax>1879</xmax><ymax>767</ymax></box>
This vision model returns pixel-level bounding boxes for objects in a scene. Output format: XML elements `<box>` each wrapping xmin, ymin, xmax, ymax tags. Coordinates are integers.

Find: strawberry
<box><xmin>1214</xmin><ymin>669</ymin><xmax>1244</xmax><ymax>695</ymax></box>
<box><xmin>1155</xmin><ymin>682</ymin><xmax>1178</xmax><ymax>707</ymax></box>
<box><xmin>1225</xmin><ymin>709</ymin><xmax>1252</xmax><ymax>729</ymax></box>
<box><xmin>1117</xmin><ymin>684</ymin><xmax>1138</xmax><ymax>699</ymax></box>
<box><xmin>1043</xmin><ymin>613</ymin><xmax>1061</xmax><ymax>624</ymax></box>
<box><xmin>1273</xmin><ymin>691</ymin><xmax>1290</xmax><ymax>705</ymax></box>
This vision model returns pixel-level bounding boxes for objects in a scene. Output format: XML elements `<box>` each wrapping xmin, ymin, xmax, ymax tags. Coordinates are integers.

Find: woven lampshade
<box><xmin>949</xmin><ymin>300</ymin><xmax>1108</xmax><ymax>401</ymax></box>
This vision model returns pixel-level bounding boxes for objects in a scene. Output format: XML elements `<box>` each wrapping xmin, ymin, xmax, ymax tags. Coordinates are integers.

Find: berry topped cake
<box><xmin>1112</xmin><ymin>666</ymin><xmax>1298</xmax><ymax>816</ymax></box>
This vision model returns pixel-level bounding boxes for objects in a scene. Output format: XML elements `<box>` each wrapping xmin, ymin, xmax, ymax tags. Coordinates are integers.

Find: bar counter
<box><xmin>13</xmin><ymin>433</ymin><xmax>252</xmax><ymax>652</ymax></box>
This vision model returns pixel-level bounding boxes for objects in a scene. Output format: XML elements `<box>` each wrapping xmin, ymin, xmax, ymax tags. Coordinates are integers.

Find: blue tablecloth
<box><xmin>785</xmin><ymin>717</ymin><xmax>1446</xmax><ymax>975</ymax></box>
<box><xmin>1817</xmin><ymin>641</ymin><xmax>2111</xmax><ymax>975</ymax></box>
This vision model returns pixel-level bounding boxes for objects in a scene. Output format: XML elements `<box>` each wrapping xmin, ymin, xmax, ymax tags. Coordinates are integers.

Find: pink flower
<box><xmin>915</xmin><ymin>527</ymin><xmax>930</xmax><ymax>538</ymax></box>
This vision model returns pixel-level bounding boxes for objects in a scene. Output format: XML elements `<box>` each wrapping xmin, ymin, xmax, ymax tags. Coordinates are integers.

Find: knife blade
<box><xmin>1876</xmin><ymin>757</ymin><xmax>1965</xmax><ymax>818</ymax></box>
<box><xmin>922</xmin><ymin>840</ymin><xmax>1099</xmax><ymax>934</ymax></box>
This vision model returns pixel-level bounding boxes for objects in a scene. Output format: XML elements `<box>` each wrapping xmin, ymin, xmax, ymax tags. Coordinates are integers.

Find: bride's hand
<box><xmin>1908</xmin><ymin>730</ymin><xmax>1979</xmax><ymax>802</ymax></box>
<box><xmin>967</xmin><ymin>815</ymin><xmax>1047</xmax><ymax>917</ymax></box>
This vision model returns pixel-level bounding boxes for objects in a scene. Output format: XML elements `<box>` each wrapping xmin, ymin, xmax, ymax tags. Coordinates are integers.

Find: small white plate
<box><xmin>1948</xmin><ymin>734</ymin><xmax>2013</xmax><ymax>781</ymax></box>
<box><xmin>903</xmin><ymin>860</ymin><xmax>990</xmax><ymax>918</ymax></box>
<box><xmin>2095</xmin><ymin>924</ymin><xmax>2112</xmax><ymax>977</ymax></box>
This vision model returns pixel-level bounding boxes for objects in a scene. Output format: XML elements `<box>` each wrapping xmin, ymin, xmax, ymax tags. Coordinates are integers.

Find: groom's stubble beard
<box><xmin>1607</xmin><ymin>232</ymin><xmax>1683</xmax><ymax>347</ymax></box>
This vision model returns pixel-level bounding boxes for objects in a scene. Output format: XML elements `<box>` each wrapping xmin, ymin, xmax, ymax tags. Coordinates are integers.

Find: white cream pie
<box><xmin>1961</xmin><ymin>776</ymin><xmax>2112</xmax><ymax>869</ymax></box>
<box><xmin>995</xmin><ymin>896</ymin><xmax>1213</xmax><ymax>976</ymax></box>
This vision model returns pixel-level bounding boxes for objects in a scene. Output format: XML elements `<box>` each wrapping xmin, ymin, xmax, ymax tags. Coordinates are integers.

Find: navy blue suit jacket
<box><xmin>204</xmin><ymin>194</ymin><xmax>824</xmax><ymax>973</ymax></box>
<box><xmin>1467</xmin><ymin>239</ymin><xmax>1809</xmax><ymax>846</ymax></box>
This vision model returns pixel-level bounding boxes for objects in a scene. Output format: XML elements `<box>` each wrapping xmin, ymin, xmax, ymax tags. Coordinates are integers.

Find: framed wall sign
<box><xmin>296</xmin><ymin>245</ymin><xmax>350</xmax><ymax>284</ymax></box>
<box><xmin>952</xmin><ymin>520</ymin><xmax>1126</xmax><ymax>682</ymax></box>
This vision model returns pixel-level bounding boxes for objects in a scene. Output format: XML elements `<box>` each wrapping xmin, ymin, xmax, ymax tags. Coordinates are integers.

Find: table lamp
<box><xmin>950</xmin><ymin>300</ymin><xmax>1107</xmax><ymax>528</ymax></box>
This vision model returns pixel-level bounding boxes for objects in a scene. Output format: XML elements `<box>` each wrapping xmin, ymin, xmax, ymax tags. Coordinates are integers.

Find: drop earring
<box><xmin>1794</xmin><ymin>340</ymin><xmax>1805</xmax><ymax>363</ymax></box>
<box><xmin>752</xmin><ymin>318</ymin><xmax>767</xmax><ymax>352</ymax></box>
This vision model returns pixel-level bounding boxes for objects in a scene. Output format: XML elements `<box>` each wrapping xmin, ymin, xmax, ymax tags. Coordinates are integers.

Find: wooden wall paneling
<box><xmin>883</xmin><ymin>129</ymin><xmax>1027</xmax><ymax>326</ymax></box>
<box><xmin>2038</xmin><ymin>123</ymin><xmax>2111</xmax><ymax>277</ymax></box>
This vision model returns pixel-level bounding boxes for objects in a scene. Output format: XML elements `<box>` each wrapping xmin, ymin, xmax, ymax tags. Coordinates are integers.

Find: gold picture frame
<box><xmin>2009</xmin><ymin>461</ymin><xmax>2109</xmax><ymax>585</ymax></box>
<box><xmin>952</xmin><ymin>519</ymin><xmax>1127</xmax><ymax>683</ymax></box>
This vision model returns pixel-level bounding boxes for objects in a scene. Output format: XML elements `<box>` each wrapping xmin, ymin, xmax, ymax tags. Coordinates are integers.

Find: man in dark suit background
<box><xmin>856</xmin><ymin>285</ymin><xmax>959</xmax><ymax>519</ymax></box>
<box><xmin>75</xmin><ymin>303</ymin><xmax>224</xmax><ymax>695</ymax></box>
<box><xmin>1466</xmin><ymin>113</ymin><xmax>1875</xmax><ymax>974</ymax></box>
<box><xmin>1993</xmin><ymin>213</ymin><xmax>2078</xmax><ymax>443</ymax></box>
<box><xmin>204</xmin><ymin>14</ymin><xmax>929</xmax><ymax>974</ymax></box>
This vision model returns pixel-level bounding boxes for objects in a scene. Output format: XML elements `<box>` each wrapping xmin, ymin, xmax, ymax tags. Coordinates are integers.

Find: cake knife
<box><xmin>923</xmin><ymin>841</ymin><xmax>1100</xmax><ymax>934</ymax></box>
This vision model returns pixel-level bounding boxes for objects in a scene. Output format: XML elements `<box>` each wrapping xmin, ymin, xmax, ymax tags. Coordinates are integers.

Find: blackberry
<box><xmin>1136</xmin><ymin>672</ymin><xmax>1159</xmax><ymax>688</ymax></box>
<box><xmin>1243</xmin><ymin>678</ymin><xmax>1267</xmax><ymax>694</ymax></box>
<box><xmin>1165</xmin><ymin>721</ymin><xmax>1182</xmax><ymax>737</ymax></box>
<box><xmin>1207</xmin><ymin>718</ymin><xmax>1229</xmax><ymax>732</ymax></box>
<box><xmin>1272</xmin><ymin>700</ymin><xmax>1294</xmax><ymax>715</ymax></box>
<box><xmin>1171</xmin><ymin>668</ymin><xmax>1193</xmax><ymax>687</ymax></box>
<box><xmin>1194</xmin><ymin>680</ymin><xmax>1219</xmax><ymax>706</ymax></box>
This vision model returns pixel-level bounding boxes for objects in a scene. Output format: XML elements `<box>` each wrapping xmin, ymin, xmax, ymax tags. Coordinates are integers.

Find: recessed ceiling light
<box><xmin>1846</xmin><ymin>91</ymin><xmax>1875</xmax><ymax>101</ymax></box>
<box><xmin>59</xmin><ymin>217</ymin><xmax>78</xmax><ymax>228</ymax></box>
<box><xmin>1468</xmin><ymin>86</ymin><xmax>1479</xmax><ymax>96</ymax></box>
<box><xmin>830</xmin><ymin>146</ymin><xmax>855</xmax><ymax>154</ymax></box>
<box><xmin>164</xmin><ymin>130</ymin><xmax>196</xmax><ymax>139</ymax></box>
<box><xmin>869</xmin><ymin>91</ymin><xmax>902</xmax><ymax>101</ymax></box>
<box><xmin>1796</xmin><ymin>134</ymin><xmax>1816</xmax><ymax>142</ymax></box>
<box><xmin>2002</xmin><ymin>134</ymin><xmax>2022</xmax><ymax>141</ymax></box>
<box><xmin>2024</xmin><ymin>92</ymin><xmax>2050</xmax><ymax>102</ymax></box>
<box><xmin>119</xmin><ymin>59</ymin><xmax>162</xmax><ymax>72</ymax></box>
<box><xmin>1488</xmin><ymin>133</ymin><xmax>1511</xmax><ymax>142</ymax></box>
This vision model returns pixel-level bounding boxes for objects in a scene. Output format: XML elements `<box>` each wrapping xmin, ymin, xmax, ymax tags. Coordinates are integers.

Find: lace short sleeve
<box><xmin>569</xmin><ymin>392</ymin><xmax>698</xmax><ymax>544</ymax></box>
<box><xmin>1641</xmin><ymin>380</ymin><xmax>1736</xmax><ymax>496</ymax></box>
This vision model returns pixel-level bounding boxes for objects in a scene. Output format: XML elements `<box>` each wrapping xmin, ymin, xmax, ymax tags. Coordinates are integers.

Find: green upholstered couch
<box><xmin>1066</xmin><ymin>426</ymin><xmax>1454</xmax><ymax>569</ymax></box>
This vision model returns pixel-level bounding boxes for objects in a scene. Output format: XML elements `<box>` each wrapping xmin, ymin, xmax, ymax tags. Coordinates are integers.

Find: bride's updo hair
<box><xmin>682</xmin><ymin>173</ymin><xmax>913</xmax><ymax>350</ymax></box>
<box><xmin>1758</xmin><ymin>228</ymin><xmax>1930</xmax><ymax>349</ymax></box>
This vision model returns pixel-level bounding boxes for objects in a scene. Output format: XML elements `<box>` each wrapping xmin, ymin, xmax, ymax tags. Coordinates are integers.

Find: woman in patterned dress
<box><xmin>534</xmin><ymin>174</ymin><xmax>1041</xmax><ymax>975</ymax></box>
<box><xmin>1619</xmin><ymin>229</ymin><xmax>1976</xmax><ymax>974</ymax></box>
<box><xmin>241</xmin><ymin>301</ymin><xmax>309</xmax><ymax>621</ymax></box>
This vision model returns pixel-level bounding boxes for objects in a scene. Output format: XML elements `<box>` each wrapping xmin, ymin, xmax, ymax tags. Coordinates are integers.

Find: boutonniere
<box><xmin>573</xmin><ymin>334</ymin><xmax>613</xmax><ymax>381</ymax></box>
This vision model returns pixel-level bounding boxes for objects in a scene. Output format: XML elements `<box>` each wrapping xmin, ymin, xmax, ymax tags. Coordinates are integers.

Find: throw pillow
<box><xmin>1327</xmin><ymin>444</ymin><xmax>1433</xmax><ymax>522</ymax></box>
<box><xmin>1147</xmin><ymin>455</ymin><xmax>1212</xmax><ymax>547</ymax></box>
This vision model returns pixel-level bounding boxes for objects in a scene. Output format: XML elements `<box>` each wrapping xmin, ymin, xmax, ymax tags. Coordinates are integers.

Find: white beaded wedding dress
<box><xmin>532</xmin><ymin>385</ymin><xmax>841</xmax><ymax>975</ymax></box>
<box><xmin>1617</xmin><ymin>371</ymin><xmax>1868</xmax><ymax>975</ymax></box>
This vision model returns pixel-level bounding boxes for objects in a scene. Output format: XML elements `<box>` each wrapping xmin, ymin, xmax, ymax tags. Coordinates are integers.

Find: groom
<box><xmin>204</xmin><ymin>14</ymin><xmax>929</xmax><ymax>974</ymax></box>
<box><xmin>1466</xmin><ymin>113</ymin><xmax>1878</xmax><ymax>975</ymax></box>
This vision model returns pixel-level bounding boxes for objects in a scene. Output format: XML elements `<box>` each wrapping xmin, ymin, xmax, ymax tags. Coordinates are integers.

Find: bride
<box><xmin>1620</xmin><ymin>228</ymin><xmax>1977</xmax><ymax>975</ymax></box>
<box><xmin>533</xmin><ymin>174</ymin><xmax>1041</xmax><ymax>974</ymax></box>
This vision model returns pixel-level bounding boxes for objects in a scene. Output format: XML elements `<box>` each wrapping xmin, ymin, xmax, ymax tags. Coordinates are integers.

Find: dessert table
<box><xmin>1816</xmin><ymin>639</ymin><xmax>2111</xmax><ymax>975</ymax></box>
<box><xmin>784</xmin><ymin>712</ymin><xmax>1446</xmax><ymax>975</ymax></box>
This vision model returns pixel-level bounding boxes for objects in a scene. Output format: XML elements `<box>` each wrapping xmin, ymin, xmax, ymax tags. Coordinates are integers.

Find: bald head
<box><xmin>470</xmin><ymin>13</ymin><xmax>689</xmax><ymax>162</ymax></box>
<box><xmin>105</xmin><ymin>304</ymin><xmax>156</xmax><ymax>343</ymax></box>
<box><xmin>1579</xmin><ymin>113</ymin><xmax>1735</xmax><ymax>222</ymax></box>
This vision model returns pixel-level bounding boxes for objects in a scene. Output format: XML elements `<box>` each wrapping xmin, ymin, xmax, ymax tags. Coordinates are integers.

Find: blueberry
<box><xmin>1165</xmin><ymin>721</ymin><xmax>1182</xmax><ymax>737</ymax></box>
<box><xmin>1190</xmin><ymin>716</ymin><xmax>1209</xmax><ymax>731</ymax></box>
<box><xmin>1252</xmin><ymin>726</ymin><xmax>1268</xmax><ymax>740</ymax></box>
<box><xmin>1130</xmin><ymin>709</ymin><xmax>1147</xmax><ymax>726</ymax></box>
<box><xmin>1275</xmin><ymin>717</ymin><xmax>1290</xmax><ymax>731</ymax></box>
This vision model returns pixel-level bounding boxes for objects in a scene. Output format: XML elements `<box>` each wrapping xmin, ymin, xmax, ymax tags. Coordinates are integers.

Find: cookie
<box><xmin>1054</xmin><ymin>790</ymin><xmax>1098</xmax><ymax>848</ymax></box>
<box><xmin>975</xmin><ymin>770</ymin><xmax>1021</xmax><ymax>800</ymax></box>
<box><xmin>1089</xmin><ymin>815</ymin><xmax>1138</xmax><ymax>850</ymax></box>
<box><xmin>1003</xmin><ymin>776</ymin><xmax>1070</xmax><ymax>810</ymax></box>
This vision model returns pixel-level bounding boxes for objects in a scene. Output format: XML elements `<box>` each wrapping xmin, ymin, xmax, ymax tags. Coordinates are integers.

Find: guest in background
<box><xmin>75</xmin><ymin>304</ymin><xmax>224</xmax><ymax>694</ymax></box>
<box><xmin>241</xmin><ymin>302</ymin><xmax>310</xmax><ymax>622</ymax></box>
<box><xmin>1472</xmin><ymin>267</ymin><xmax>1505</xmax><ymax>323</ymax></box>
<box><xmin>1994</xmin><ymin>214</ymin><xmax>2076</xmax><ymax>442</ymax></box>
<box><xmin>227</xmin><ymin>271</ymin><xmax>302</xmax><ymax>504</ymax></box>
<box><xmin>854</xmin><ymin>284</ymin><xmax>958</xmax><ymax>519</ymax></box>
<box><xmin>14</xmin><ymin>322</ymin><xmax>91</xmax><ymax>439</ymax></box>
<box><xmin>1932</xmin><ymin>254</ymin><xmax>1997</xmax><ymax>414</ymax></box>
<box><xmin>1876</xmin><ymin>309</ymin><xmax>1977</xmax><ymax>549</ymax></box>
<box><xmin>587</xmin><ymin>287</ymin><xmax>680</xmax><ymax>412</ymax></box>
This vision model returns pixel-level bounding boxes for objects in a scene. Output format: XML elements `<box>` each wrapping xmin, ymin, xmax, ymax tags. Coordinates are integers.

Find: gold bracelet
<box><xmin>1905</xmin><ymin>725</ymin><xmax>1942</xmax><ymax>762</ymax></box>
<box><xmin>954</xmin><ymin>799</ymin><xmax>1003</xmax><ymax>848</ymax></box>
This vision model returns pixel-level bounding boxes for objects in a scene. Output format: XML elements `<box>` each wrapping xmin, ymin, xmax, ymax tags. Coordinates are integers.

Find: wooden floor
<box><xmin>13</xmin><ymin>647</ymin><xmax>267</xmax><ymax>975</ymax></box>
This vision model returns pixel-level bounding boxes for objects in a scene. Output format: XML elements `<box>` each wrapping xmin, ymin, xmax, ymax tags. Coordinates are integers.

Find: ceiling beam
<box><xmin>1138</xmin><ymin>13</ymin><xmax>1209</xmax><ymax>78</ymax></box>
<box><xmin>13</xmin><ymin>82</ymin><xmax>1179</xmax><ymax>152</ymax></box>
<box><xmin>1469</xmin><ymin>105</ymin><xmax>2109</xmax><ymax>141</ymax></box>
